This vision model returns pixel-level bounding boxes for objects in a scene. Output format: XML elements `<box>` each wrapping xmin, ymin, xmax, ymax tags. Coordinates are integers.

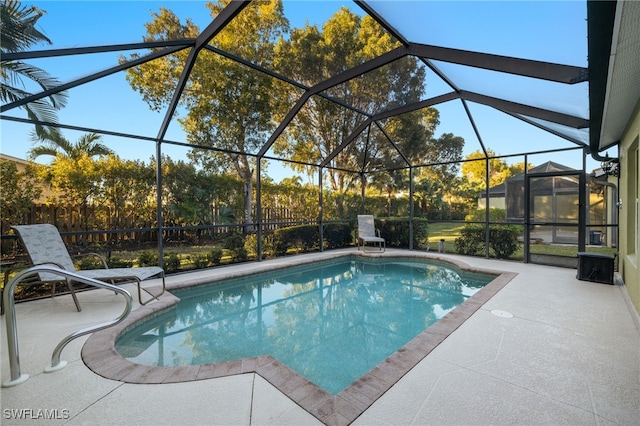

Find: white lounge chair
<box><xmin>12</xmin><ymin>224</ymin><xmax>165</xmax><ymax>310</ymax></box>
<box><xmin>357</xmin><ymin>215</ymin><xmax>386</xmax><ymax>252</ymax></box>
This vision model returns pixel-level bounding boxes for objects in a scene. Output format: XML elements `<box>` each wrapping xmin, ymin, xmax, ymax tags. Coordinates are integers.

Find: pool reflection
<box><xmin>116</xmin><ymin>258</ymin><xmax>494</xmax><ymax>394</ymax></box>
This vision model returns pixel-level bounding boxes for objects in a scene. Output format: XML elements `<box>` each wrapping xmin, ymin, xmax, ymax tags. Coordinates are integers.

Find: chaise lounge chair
<box><xmin>357</xmin><ymin>215</ymin><xmax>386</xmax><ymax>252</ymax></box>
<box><xmin>12</xmin><ymin>224</ymin><xmax>165</xmax><ymax>310</ymax></box>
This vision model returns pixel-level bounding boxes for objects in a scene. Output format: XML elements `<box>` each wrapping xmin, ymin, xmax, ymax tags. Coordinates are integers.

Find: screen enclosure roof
<box><xmin>2</xmin><ymin>0</ymin><xmax>625</xmax><ymax>172</ymax></box>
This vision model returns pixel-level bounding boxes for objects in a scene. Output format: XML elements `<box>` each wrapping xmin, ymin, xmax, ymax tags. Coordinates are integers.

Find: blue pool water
<box><xmin>116</xmin><ymin>256</ymin><xmax>495</xmax><ymax>394</ymax></box>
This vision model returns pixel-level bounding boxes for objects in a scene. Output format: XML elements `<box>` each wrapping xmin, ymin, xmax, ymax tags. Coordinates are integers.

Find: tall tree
<box><xmin>272</xmin><ymin>8</ymin><xmax>442</xmax><ymax>217</ymax></box>
<box><xmin>29</xmin><ymin>131</ymin><xmax>114</xmax><ymax>231</ymax></box>
<box><xmin>0</xmin><ymin>0</ymin><xmax>67</xmax><ymax>136</ymax></box>
<box><xmin>123</xmin><ymin>1</ymin><xmax>289</xmax><ymax>231</ymax></box>
<box><xmin>41</xmin><ymin>154</ymin><xmax>101</xmax><ymax>230</ymax></box>
<box><xmin>96</xmin><ymin>155</ymin><xmax>156</xmax><ymax>237</ymax></box>
<box><xmin>461</xmin><ymin>149</ymin><xmax>512</xmax><ymax>191</ymax></box>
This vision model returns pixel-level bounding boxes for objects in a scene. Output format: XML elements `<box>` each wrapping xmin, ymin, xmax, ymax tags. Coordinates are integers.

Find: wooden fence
<box><xmin>1</xmin><ymin>204</ymin><xmax>313</xmax><ymax>249</ymax></box>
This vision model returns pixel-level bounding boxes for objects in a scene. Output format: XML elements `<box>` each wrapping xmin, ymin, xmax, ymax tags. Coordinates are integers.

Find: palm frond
<box><xmin>0</xmin><ymin>0</ymin><xmax>51</xmax><ymax>53</ymax></box>
<box><xmin>1</xmin><ymin>0</ymin><xmax>66</xmax><ymax>133</ymax></box>
<box><xmin>27</xmin><ymin>145</ymin><xmax>61</xmax><ymax>160</ymax></box>
<box><xmin>1</xmin><ymin>61</ymin><xmax>68</xmax><ymax>108</ymax></box>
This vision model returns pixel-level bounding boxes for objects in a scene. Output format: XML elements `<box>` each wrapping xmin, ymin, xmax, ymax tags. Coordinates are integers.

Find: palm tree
<box><xmin>0</xmin><ymin>0</ymin><xmax>67</xmax><ymax>132</ymax></box>
<box><xmin>28</xmin><ymin>131</ymin><xmax>114</xmax><ymax>161</ymax></box>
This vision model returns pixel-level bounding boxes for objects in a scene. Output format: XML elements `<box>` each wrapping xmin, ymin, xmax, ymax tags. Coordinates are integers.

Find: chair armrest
<box><xmin>376</xmin><ymin>229</ymin><xmax>383</xmax><ymax>238</ymax></box>
<box><xmin>71</xmin><ymin>253</ymin><xmax>109</xmax><ymax>269</ymax></box>
<box><xmin>2</xmin><ymin>261</ymin><xmax>61</xmax><ymax>288</ymax></box>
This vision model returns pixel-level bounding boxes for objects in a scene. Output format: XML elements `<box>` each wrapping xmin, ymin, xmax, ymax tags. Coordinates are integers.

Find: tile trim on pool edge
<box><xmin>82</xmin><ymin>252</ymin><xmax>516</xmax><ymax>426</ymax></box>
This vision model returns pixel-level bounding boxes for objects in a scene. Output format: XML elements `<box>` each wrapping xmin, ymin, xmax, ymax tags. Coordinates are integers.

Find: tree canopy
<box><xmin>272</xmin><ymin>8</ymin><xmax>442</xmax><ymax>191</ymax></box>
<box><xmin>124</xmin><ymin>0</ymin><xmax>289</xmax><ymax>228</ymax></box>
<box><xmin>123</xmin><ymin>1</ymin><xmax>466</xmax><ymax>222</ymax></box>
<box><xmin>461</xmin><ymin>149</ymin><xmax>529</xmax><ymax>192</ymax></box>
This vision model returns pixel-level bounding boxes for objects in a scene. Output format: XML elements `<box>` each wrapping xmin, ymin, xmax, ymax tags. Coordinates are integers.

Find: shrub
<box><xmin>377</xmin><ymin>218</ymin><xmax>429</xmax><ymax>250</ymax></box>
<box><xmin>107</xmin><ymin>256</ymin><xmax>132</xmax><ymax>268</ymax></box>
<box><xmin>412</xmin><ymin>218</ymin><xmax>429</xmax><ymax>250</ymax></box>
<box><xmin>454</xmin><ymin>224</ymin><xmax>520</xmax><ymax>259</ymax></box>
<box><xmin>244</xmin><ymin>233</ymin><xmax>258</xmax><ymax>258</ymax></box>
<box><xmin>274</xmin><ymin>225</ymin><xmax>318</xmax><ymax>253</ymax></box>
<box><xmin>454</xmin><ymin>225</ymin><xmax>486</xmax><ymax>256</ymax></box>
<box><xmin>163</xmin><ymin>252</ymin><xmax>181</xmax><ymax>273</ymax></box>
<box><xmin>190</xmin><ymin>252</ymin><xmax>209</xmax><ymax>269</ymax></box>
<box><xmin>489</xmin><ymin>226</ymin><xmax>520</xmax><ymax>259</ymax></box>
<box><xmin>208</xmin><ymin>248</ymin><xmax>223</xmax><ymax>265</ymax></box>
<box><xmin>76</xmin><ymin>256</ymin><xmax>104</xmax><ymax>270</ymax></box>
<box><xmin>323</xmin><ymin>222</ymin><xmax>353</xmax><ymax>249</ymax></box>
<box><xmin>264</xmin><ymin>231</ymin><xmax>289</xmax><ymax>257</ymax></box>
<box><xmin>234</xmin><ymin>247</ymin><xmax>248</xmax><ymax>262</ymax></box>
<box><xmin>224</xmin><ymin>232</ymin><xmax>248</xmax><ymax>262</ymax></box>
<box><xmin>138</xmin><ymin>251</ymin><xmax>158</xmax><ymax>267</ymax></box>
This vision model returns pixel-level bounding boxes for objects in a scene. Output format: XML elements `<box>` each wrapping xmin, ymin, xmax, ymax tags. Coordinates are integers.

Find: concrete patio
<box><xmin>2</xmin><ymin>249</ymin><xmax>639</xmax><ymax>425</ymax></box>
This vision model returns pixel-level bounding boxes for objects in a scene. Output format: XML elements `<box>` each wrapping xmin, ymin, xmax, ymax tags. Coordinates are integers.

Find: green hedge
<box><xmin>323</xmin><ymin>222</ymin><xmax>353</xmax><ymax>249</ymax></box>
<box><xmin>273</xmin><ymin>224</ymin><xmax>319</xmax><ymax>254</ymax></box>
<box><xmin>376</xmin><ymin>218</ymin><xmax>429</xmax><ymax>250</ymax></box>
<box><xmin>270</xmin><ymin>222</ymin><xmax>354</xmax><ymax>255</ymax></box>
<box><xmin>137</xmin><ymin>251</ymin><xmax>181</xmax><ymax>272</ymax></box>
<box><xmin>76</xmin><ymin>255</ymin><xmax>133</xmax><ymax>270</ymax></box>
<box><xmin>454</xmin><ymin>224</ymin><xmax>520</xmax><ymax>259</ymax></box>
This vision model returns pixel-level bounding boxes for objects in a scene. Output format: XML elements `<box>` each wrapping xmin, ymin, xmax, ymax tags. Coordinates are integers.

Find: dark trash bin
<box><xmin>589</xmin><ymin>230</ymin><xmax>602</xmax><ymax>245</ymax></box>
<box><xmin>577</xmin><ymin>252</ymin><xmax>614</xmax><ymax>284</ymax></box>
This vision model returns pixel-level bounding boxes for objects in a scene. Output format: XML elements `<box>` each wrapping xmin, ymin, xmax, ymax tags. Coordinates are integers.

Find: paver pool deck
<box><xmin>2</xmin><ymin>248</ymin><xmax>639</xmax><ymax>425</ymax></box>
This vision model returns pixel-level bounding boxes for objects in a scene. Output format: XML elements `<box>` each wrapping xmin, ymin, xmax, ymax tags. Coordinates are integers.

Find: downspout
<box><xmin>590</xmin><ymin>149</ymin><xmax>618</xmax><ymax>163</ymax></box>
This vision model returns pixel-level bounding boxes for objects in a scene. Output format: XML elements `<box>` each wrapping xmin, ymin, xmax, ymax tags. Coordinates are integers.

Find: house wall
<box><xmin>477</xmin><ymin>197</ymin><xmax>505</xmax><ymax>210</ymax></box>
<box><xmin>0</xmin><ymin>154</ymin><xmax>54</xmax><ymax>204</ymax></box>
<box><xmin>619</xmin><ymin>100</ymin><xmax>640</xmax><ymax>316</ymax></box>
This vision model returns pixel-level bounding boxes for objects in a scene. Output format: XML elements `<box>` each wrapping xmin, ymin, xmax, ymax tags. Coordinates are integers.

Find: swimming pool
<box><xmin>115</xmin><ymin>256</ymin><xmax>496</xmax><ymax>395</ymax></box>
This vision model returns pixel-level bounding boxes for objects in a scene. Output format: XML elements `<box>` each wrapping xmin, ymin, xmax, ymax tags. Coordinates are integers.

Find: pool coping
<box><xmin>82</xmin><ymin>251</ymin><xmax>516</xmax><ymax>425</ymax></box>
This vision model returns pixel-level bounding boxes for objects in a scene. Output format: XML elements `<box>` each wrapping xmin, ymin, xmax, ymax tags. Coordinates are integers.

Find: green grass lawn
<box><xmin>428</xmin><ymin>222</ymin><xmax>466</xmax><ymax>241</ymax></box>
<box><xmin>427</xmin><ymin>221</ymin><xmax>617</xmax><ymax>260</ymax></box>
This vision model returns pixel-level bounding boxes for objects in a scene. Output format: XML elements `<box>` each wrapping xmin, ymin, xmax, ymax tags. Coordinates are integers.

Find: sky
<box><xmin>0</xmin><ymin>0</ymin><xmax>605</xmax><ymax>181</ymax></box>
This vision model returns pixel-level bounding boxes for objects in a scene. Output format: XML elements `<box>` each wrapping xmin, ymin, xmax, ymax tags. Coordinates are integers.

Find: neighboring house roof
<box><xmin>506</xmin><ymin>161</ymin><xmax>576</xmax><ymax>182</ymax></box>
<box><xmin>480</xmin><ymin>161</ymin><xmax>576</xmax><ymax>196</ymax></box>
<box><xmin>481</xmin><ymin>182</ymin><xmax>505</xmax><ymax>197</ymax></box>
<box><xmin>0</xmin><ymin>153</ymin><xmax>31</xmax><ymax>166</ymax></box>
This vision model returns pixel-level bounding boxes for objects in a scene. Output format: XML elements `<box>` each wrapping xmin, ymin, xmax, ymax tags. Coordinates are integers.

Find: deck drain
<box><xmin>491</xmin><ymin>310</ymin><xmax>513</xmax><ymax>318</ymax></box>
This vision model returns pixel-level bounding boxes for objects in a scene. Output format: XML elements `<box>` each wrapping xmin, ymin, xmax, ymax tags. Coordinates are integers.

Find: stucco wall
<box><xmin>619</xmin><ymin>100</ymin><xmax>640</xmax><ymax>316</ymax></box>
<box><xmin>0</xmin><ymin>154</ymin><xmax>54</xmax><ymax>204</ymax></box>
<box><xmin>477</xmin><ymin>197</ymin><xmax>505</xmax><ymax>210</ymax></box>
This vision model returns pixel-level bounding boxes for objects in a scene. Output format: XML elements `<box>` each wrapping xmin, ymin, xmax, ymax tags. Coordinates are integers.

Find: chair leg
<box><xmin>65</xmin><ymin>278</ymin><xmax>82</xmax><ymax>312</ymax></box>
<box><xmin>137</xmin><ymin>274</ymin><xmax>166</xmax><ymax>305</ymax></box>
